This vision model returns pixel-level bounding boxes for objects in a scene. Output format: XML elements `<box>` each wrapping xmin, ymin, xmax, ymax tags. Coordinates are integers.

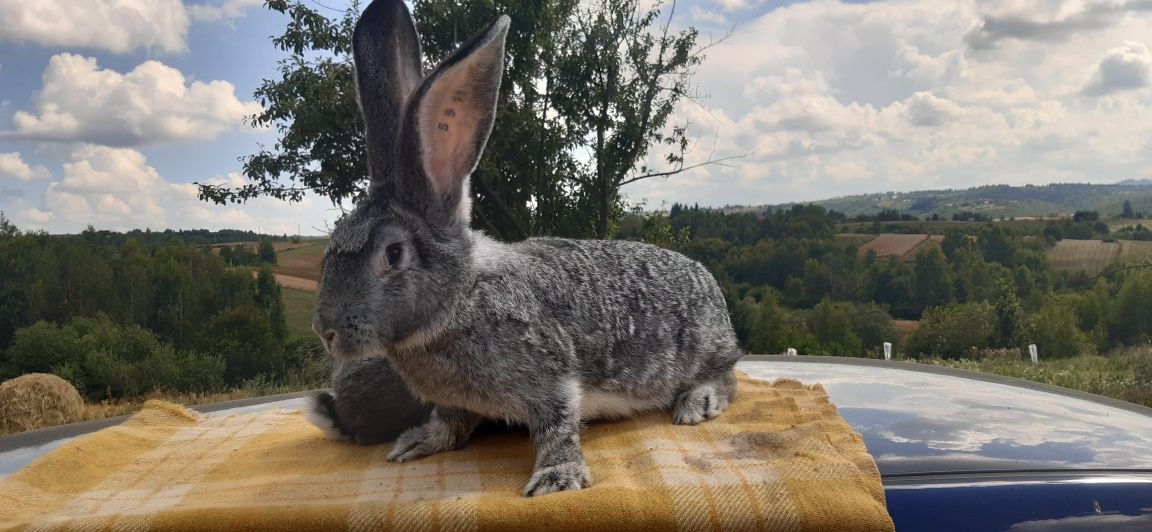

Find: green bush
<box><xmin>1030</xmin><ymin>297</ymin><xmax>1094</xmax><ymax>358</ymax></box>
<box><xmin>2</xmin><ymin>314</ymin><xmax>225</xmax><ymax>400</ymax></box>
<box><xmin>1110</xmin><ymin>271</ymin><xmax>1152</xmax><ymax>346</ymax></box>
<box><xmin>907</xmin><ymin>302</ymin><xmax>997</xmax><ymax>358</ymax></box>
<box><xmin>198</xmin><ymin>306</ymin><xmax>290</xmax><ymax>386</ymax></box>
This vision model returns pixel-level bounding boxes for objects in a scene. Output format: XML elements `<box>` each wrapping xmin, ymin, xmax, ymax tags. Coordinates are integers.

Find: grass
<box><xmin>1117</xmin><ymin>240</ymin><xmax>1152</xmax><ymax>265</ymax></box>
<box><xmin>1045</xmin><ymin>239</ymin><xmax>1152</xmax><ymax>275</ymax></box>
<box><xmin>923</xmin><ymin>346</ymin><xmax>1152</xmax><ymax>408</ymax></box>
<box><xmin>274</xmin><ymin>240</ymin><xmax>327</xmax><ymax>281</ymax></box>
<box><xmin>283</xmin><ymin>287</ymin><xmax>317</xmax><ymax>340</ymax></box>
<box><xmin>857</xmin><ymin>234</ymin><xmax>930</xmax><ymax>258</ymax></box>
<box><xmin>1046</xmin><ymin>239</ymin><xmax>1121</xmax><ymax>274</ymax></box>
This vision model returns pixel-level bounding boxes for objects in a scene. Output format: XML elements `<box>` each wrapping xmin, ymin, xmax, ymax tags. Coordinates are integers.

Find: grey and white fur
<box><xmin>310</xmin><ymin>0</ymin><xmax>743</xmax><ymax>497</ymax></box>
<box><xmin>305</xmin><ymin>357</ymin><xmax>431</xmax><ymax>445</ymax></box>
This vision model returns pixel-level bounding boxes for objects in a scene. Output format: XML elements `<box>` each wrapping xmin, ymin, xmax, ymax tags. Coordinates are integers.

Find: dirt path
<box><xmin>274</xmin><ymin>273</ymin><xmax>318</xmax><ymax>292</ymax></box>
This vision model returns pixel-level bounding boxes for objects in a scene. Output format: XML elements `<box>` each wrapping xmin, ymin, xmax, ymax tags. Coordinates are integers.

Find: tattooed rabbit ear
<box><xmin>400</xmin><ymin>15</ymin><xmax>510</xmax><ymax>227</ymax></box>
<box><xmin>353</xmin><ymin>0</ymin><xmax>424</xmax><ymax>196</ymax></box>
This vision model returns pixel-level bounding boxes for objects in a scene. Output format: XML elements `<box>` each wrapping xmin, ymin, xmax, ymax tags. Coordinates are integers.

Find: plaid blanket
<box><xmin>0</xmin><ymin>374</ymin><xmax>893</xmax><ymax>531</ymax></box>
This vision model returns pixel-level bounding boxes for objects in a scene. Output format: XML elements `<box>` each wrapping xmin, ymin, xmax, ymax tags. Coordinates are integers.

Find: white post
<box><xmin>883</xmin><ymin>342</ymin><xmax>892</xmax><ymax>361</ymax></box>
<box><xmin>787</xmin><ymin>348</ymin><xmax>797</xmax><ymax>356</ymax></box>
<box><xmin>1028</xmin><ymin>344</ymin><xmax>1039</xmax><ymax>365</ymax></box>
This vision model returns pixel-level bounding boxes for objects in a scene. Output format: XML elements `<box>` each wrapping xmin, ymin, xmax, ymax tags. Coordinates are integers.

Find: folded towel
<box><xmin>0</xmin><ymin>374</ymin><xmax>893</xmax><ymax>531</ymax></box>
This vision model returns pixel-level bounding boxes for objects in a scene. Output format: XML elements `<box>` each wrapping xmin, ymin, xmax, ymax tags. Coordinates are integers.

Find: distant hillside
<box><xmin>772</xmin><ymin>182</ymin><xmax>1152</xmax><ymax>219</ymax></box>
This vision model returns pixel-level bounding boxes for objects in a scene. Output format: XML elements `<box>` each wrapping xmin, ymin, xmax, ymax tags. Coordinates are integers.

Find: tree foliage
<box><xmin>197</xmin><ymin>0</ymin><xmax>715</xmax><ymax>239</ymax></box>
<box><xmin>0</xmin><ymin>220</ymin><xmax>315</xmax><ymax>399</ymax></box>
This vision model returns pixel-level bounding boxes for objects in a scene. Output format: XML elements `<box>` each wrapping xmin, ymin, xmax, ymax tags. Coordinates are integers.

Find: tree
<box><xmin>258</xmin><ymin>239</ymin><xmax>278</xmax><ymax>264</ymax></box>
<box><xmin>1110</xmin><ymin>271</ymin><xmax>1152</xmax><ymax>346</ymax></box>
<box><xmin>911</xmin><ymin>248</ymin><xmax>953</xmax><ymax>312</ymax></box>
<box><xmin>198</xmin><ymin>0</ymin><xmax>722</xmax><ymax>240</ymax></box>
<box><xmin>906</xmin><ymin>302</ymin><xmax>997</xmax><ymax>358</ymax></box>
<box><xmin>413</xmin><ymin>0</ymin><xmax>590</xmax><ymax>239</ymax></box>
<box><xmin>553</xmin><ymin>0</ymin><xmax>724</xmax><ymax>237</ymax></box>
<box><xmin>255</xmin><ymin>266</ymin><xmax>288</xmax><ymax>341</ymax></box>
<box><xmin>1123</xmin><ymin>200</ymin><xmax>1135</xmax><ymax>219</ymax></box>
<box><xmin>991</xmin><ymin>277</ymin><xmax>1029</xmax><ymax>348</ymax></box>
<box><xmin>0</xmin><ymin>212</ymin><xmax>17</xmax><ymax>239</ymax></box>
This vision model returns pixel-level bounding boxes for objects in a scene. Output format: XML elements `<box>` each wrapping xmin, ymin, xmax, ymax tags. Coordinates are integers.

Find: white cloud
<box><xmin>188</xmin><ymin>0</ymin><xmax>265</xmax><ymax>22</ymax></box>
<box><xmin>965</xmin><ymin>0</ymin><xmax>1152</xmax><ymax>50</ymax></box>
<box><xmin>624</xmin><ymin>0</ymin><xmax>1152</xmax><ymax>208</ymax></box>
<box><xmin>21</xmin><ymin>208</ymin><xmax>54</xmax><ymax>224</ymax></box>
<box><xmin>4</xmin><ymin>54</ymin><xmax>262</xmax><ymax>146</ymax></box>
<box><xmin>1082</xmin><ymin>41</ymin><xmax>1152</xmax><ymax>95</ymax></box>
<box><xmin>0</xmin><ymin>152</ymin><xmax>50</xmax><ymax>181</ymax></box>
<box><xmin>0</xmin><ymin>0</ymin><xmax>189</xmax><ymax>54</ymax></box>
<box><xmin>16</xmin><ymin>145</ymin><xmax>335</xmax><ymax>234</ymax></box>
<box><xmin>690</xmin><ymin>6</ymin><xmax>727</xmax><ymax>25</ymax></box>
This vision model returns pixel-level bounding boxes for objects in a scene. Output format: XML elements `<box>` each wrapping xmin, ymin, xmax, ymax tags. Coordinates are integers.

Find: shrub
<box><xmin>1030</xmin><ymin>298</ymin><xmax>1094</xmax><ymax>358</ymax></box>
<box><xmin>198</xmin><ymin>305</ymin><xmax>290</xmax><ymax>385</ymax></box>
<box><xmin>907</xmin><ymin>302</ymin><xmax>997</xmax><ymax>358</ymax></box>
<box><xmin>3</xmin><ymin>314</ymin><xmax>226</xmax><ymax>400</ymax></box>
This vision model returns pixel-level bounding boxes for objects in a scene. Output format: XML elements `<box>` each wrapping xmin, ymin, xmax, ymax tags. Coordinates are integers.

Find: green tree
<box><xmin>911</xmin><ymin>248</ymin><xmax>953</xmax><ymax>312</ymax></box>
<box><xmin>255</xmin><ymin>266</ymin><xmax>288</xmax><ymax>341</ymax></box>
<box><xmin>1031</xmin><ymin>297</ymin><xmax>1093</xmax><ymax>358</ymax></box>
<box><xmin>907</xmin><ymin>302</ymin><xmax>997</xmax><ymax>358</ymax></box>
<box><xmin>553</xmin><ymin>0</ymin><xmax>716</xmax><ymax>237</ymax></box>
<box><xmin>198</xmin><ymin>306</ymin><xmax>289</xmax><ymax>386</ymax></box>
<box><xmin>1110</xmin><ymin>271</ymin><xmax>1152</xmax><ymax>345</ymax></box>
<box><xmin>258</xmin><ymin>239</ymin><xmax>278</xmax><ymax>264</ymax></box>
<box><xmin>991</xmin><ymin>277</ymin><xmax>1030</xmax><ymax>348</ymax></box>
<box><xmin>0</xmin><ymin>212</ymin><xmax>17</xmax><ymax>238</ymax></box>
<box><xmin>198</xmin><ymin>0</ymin><xmax>718</xmax><ymax>240</ymax></box>
<box><xmin>1123</xmin><ymin>200</ymin><xmax>1135</xmax><ymax>218</ymax></box>
<box><xmin>804</xmin><ymin>298</ymin><xmax>862</xmax><ymax>356</ymax></box>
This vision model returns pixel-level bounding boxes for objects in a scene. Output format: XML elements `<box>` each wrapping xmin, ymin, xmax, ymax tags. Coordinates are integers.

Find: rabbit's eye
<box><xmin>385</xmin><ymin>243</ymin><xmax>404</xmax><ymax>267</ymax></box>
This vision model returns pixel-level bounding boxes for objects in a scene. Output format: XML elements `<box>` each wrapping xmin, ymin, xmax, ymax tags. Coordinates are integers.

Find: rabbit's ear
<box><xmin>400</xmin><ymin>15</ymin><xmax>510</xmax><ymax>226</ymax></box>
<box><xmin>353</xmin><ymin>0</ymin><xmax>423</xmax><ymax>194</ymax></box>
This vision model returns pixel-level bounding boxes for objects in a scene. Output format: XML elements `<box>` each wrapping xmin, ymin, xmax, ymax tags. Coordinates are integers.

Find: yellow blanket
<box><xmin>0</xmin><ymin>375</ymin><xmax>893</xmax><ymax>531</ymax></box>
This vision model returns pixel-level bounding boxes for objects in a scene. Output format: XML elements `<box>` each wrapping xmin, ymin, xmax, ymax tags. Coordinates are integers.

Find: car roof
<box><xmin>738</xmin><ymin>356</ymin><xmax>1152</xmax><ymax>477</ymax></box>
<box><xmin>3</xmin><ymin>356</ymin><xmax>1152</xmax><ymax>480</ymax></box>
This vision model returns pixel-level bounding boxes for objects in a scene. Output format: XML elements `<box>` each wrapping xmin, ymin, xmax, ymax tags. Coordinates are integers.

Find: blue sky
<box><xmin>2</xmin><ymin>0</ymin><xmax>1152</xmax><ymax>234</ymax></box>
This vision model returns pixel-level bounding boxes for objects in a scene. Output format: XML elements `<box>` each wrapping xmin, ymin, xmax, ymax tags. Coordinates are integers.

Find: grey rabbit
<box><xmin>310</xmin><ymin>0</ymin><xmax>743</xmax><ymax>497</ymax></box>
<box><xmin>305</xmin><ymin>357</ymin><xmax>431</xmax><ymax>445</ymax></box>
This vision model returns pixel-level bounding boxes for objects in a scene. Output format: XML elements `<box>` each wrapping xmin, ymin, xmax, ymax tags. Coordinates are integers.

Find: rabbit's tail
<box><xmin>304</xmin><ymin>391</ymin><xmax>354</xmax><ymax>442</ymax></box>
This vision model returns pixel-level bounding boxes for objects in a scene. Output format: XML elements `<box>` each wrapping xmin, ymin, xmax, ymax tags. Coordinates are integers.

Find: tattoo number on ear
<box><xmin>437</xmin><ymin>123</ymin><xmax>449</xmax><ymax>131</ymax></box>
<box><xmin>444</xmin><ymin>108</ymin><xmax>456</xmax><ymax>117</ymax></box>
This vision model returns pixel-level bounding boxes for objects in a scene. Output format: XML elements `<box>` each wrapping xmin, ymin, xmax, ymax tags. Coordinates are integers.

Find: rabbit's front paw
<box><xmin>387</xmin><ymin>421</ymin><xmax>455</xmax><ymax>463</ymax></box>
<box><xmin>522</xmin><ymin>461</ymin><xmax>592</xmax><ymax>497</ymax></box>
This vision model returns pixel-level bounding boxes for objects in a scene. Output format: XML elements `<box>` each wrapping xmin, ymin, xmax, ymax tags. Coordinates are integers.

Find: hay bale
<box><xmin>0</xmin><ymin>373</ymin><xmax>86</xmax><ymax>434</ymax></box>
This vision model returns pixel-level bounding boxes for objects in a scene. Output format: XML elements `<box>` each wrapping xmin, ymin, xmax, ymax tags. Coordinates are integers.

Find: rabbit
<box><xmin>305</xmin><ymin>357</ymin><xmax>431</xmax><ymax>445</ymax></box>
<box><xmin>312</xmin><ymin>0</ymin><xmax>743</xmax><ymax>497</ymax></box>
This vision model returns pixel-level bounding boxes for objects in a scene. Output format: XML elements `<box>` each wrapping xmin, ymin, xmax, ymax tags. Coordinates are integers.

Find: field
<box><xmin>856</xmin><ymin>234</ymin><xmax>943</xmax><ymax>259</ymax></box>
<box><xmin>282</xmin><ymin>287</ymin><xmax>317</xmax><ymax>339</ymax></box>
<box><xmin>1045</xmin><ymin>239</ymin><xmax>1152</xmax><ymax>274</ymax></box>
<box><xmin>1046</xmin><ymin>239</ymin><xmax>1119</xmax><ymax>274</ymax></box>
<box><xmin>274</xmin><ymin>240</ymin><xmax>326</xmax><ymax>281</ymax></box>
<box><xmin>1117</xmin><ymin>239</ymin><xmax>1152</xmax><ymax>265</ymax></box>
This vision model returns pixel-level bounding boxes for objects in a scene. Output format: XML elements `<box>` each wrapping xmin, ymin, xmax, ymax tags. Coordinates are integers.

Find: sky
<box><xmin>1</xmin><ymin>0</ymin><xmax>1151</xmax><ymax>234</ymax></box>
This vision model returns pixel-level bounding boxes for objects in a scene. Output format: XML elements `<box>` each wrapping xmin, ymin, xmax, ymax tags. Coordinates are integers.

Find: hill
<box><xmin>771</xmin><ymin>182</ymin><xmax>1152</xmax><ymax>219</ymax></box>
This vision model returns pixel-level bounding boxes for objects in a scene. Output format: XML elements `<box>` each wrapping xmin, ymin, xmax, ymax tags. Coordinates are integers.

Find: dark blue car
<box><xmin>4</xmin><ymin>355</ymin><xmax>1152</xmax><ymax>530</ymax></box>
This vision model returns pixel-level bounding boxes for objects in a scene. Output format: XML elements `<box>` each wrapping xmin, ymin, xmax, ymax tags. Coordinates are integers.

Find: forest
<box><xmin>0</xmin><ymin>214</ymin><xmax>324</xmax><ymax>401</ymax></box>
<box><xmin>620</xmin><ymin>204</ymin><xmax>1152</xmax><ymax>362</ymax></box>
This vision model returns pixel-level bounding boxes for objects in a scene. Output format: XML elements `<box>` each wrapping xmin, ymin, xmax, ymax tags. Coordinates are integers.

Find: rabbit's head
<box><xmin>314</xmin><ymin>0</ymin><xmax>509</xmax><ymax>360</ymax></box>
